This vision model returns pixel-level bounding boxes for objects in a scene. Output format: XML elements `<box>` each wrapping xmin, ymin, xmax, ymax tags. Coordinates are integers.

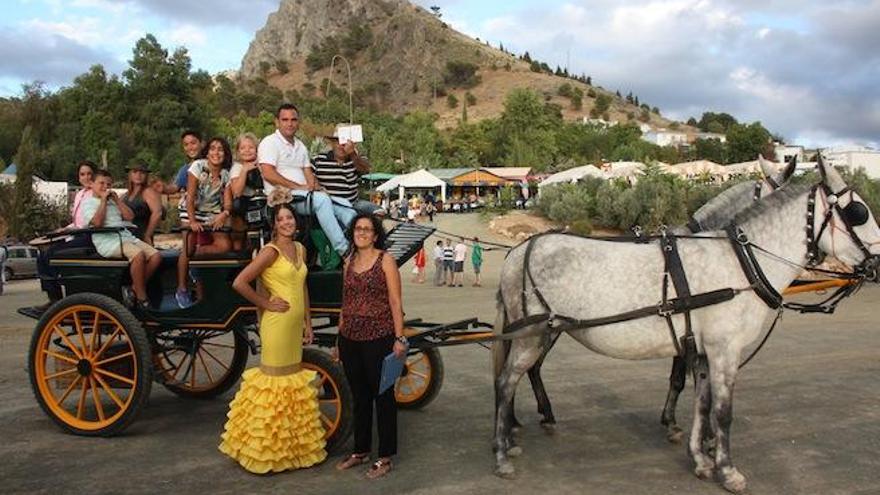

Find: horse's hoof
<box><xmin>495</xmin><ymin>461</ymin><xmax>516</xmax><ymax>479</ymax></box>
<box><xmin>540</xmin><ymin>421</ymin><xmax>556</xmax><ymax>434</ymax></box>
<box><xmin>507</xmin><ymin>446</ymin><xmax>523</xmax><ymax>457</ymax></box>
<box><xmin>721</xmin><ymin>468</ymin><xmax>748</xmax><ymax>494</ymax></box>
<box><xmin>666</xmin><ymin>426</ymin><xmax>684</xmax><ymax>444</ymax></box>
<box><xmin>694</xmin><ymin>466</ymin><xmax>714</xmax><ymax>481</ymax></box>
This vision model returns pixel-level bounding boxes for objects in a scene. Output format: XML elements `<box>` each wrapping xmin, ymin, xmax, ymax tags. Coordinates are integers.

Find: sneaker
<box><xmin>121</xmin><ymin>286</ymin><xmax>135</xmax><ymax>306</ymax></box>
<box><xmin>175</xmin><ymin>289</ymin><xmax>193</xmax><ymax>309</ymax></box>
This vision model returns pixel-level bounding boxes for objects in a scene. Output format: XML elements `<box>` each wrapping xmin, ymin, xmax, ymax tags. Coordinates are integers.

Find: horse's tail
<box><xmin>492</xmin><ymin>285</ymin><xmax>510</xmax><ymax>382</ymax></box>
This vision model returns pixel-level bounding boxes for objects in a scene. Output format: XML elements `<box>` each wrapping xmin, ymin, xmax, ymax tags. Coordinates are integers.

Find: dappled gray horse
<box><xmin>513</xmin><ymin>157</ymin><xmax>797</xmax><ymax>444</ymax></box>
<box><xmin>491</xmin><ymin>159</ymin><xmax>880</xmax><ymax>493</ymax></box>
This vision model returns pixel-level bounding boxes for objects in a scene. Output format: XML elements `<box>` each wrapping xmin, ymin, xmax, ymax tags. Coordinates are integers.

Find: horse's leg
<box><xmin>708</xmin><ymin>359</ymin><xmax>747</xmax><ymax>494</ymax></box>
<box><xmin>494</xmin><ymin>335</ymin><xmax>545</xmax><ymax>478</ymax></box>
<box><xmin>660</xmin><ymin>356</ymin><xmax>687</xmax><ymax>443</ymax></box>
<box><xmin>688</xmin><ymin>355</ymin><xmax>715</xmax><ymax>481</ymax></box>
<box><xmin>527</xmin><ymin>332</ymin><xmax>561</xmax><ymax>431</ymax></box>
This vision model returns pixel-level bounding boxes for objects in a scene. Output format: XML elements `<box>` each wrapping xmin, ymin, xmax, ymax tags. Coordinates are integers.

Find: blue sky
<box><xmin>1</xmin><ymin>0</ymin><xmax>878</xmax><ymax>147</ymax></box>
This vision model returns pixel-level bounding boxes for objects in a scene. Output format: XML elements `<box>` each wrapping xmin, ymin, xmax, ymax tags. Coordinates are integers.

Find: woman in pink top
<box><xmin>68</xmin><ymin>160</ymin><xmax>96</xmax><ymax>229</ymax></box>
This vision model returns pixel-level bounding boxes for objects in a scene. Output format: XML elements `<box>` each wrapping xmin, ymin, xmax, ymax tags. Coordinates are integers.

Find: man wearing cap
<box><xmin>258</xmin><ymin>103</ymin><xmax>356</xmax><ymax>255</ymax></box>
<box><xmin>312</xmin><ymin>131</ymin><xmax>383</xmax><ymax>216</ymax></box>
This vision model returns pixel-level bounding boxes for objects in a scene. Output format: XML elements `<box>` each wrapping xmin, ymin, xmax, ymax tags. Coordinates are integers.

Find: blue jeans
<box><xmin>292</xmin><ymin>191</ymin><xmax>356</xmax><ymax>255</ymax></box>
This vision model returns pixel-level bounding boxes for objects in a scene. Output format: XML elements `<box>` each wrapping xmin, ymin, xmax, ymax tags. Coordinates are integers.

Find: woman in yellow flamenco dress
<box><xmin>219</xmin><ymin>203</ymin><xmax>327</xmax><ymax>473</ymax></box>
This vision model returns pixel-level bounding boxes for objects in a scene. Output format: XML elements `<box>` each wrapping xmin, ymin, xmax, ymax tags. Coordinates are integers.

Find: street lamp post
<box><xmin>326</xmin><ymin>54</ymin><xmax>354</xmax><ymax>126</ymax></box>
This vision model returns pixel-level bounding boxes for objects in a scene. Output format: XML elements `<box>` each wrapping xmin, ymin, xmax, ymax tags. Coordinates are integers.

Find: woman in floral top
<box><xmin>175</xmin><ymin>137</ymin><xmax>234</xmax><ymax>307</ymax></box>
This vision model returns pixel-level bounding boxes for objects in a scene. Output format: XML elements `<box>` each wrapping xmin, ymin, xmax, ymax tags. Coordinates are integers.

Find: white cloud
<box><xmin>165</xmin><ymin>24</ymin><xmax>206</xmax><ymax>47</ymax></box>
<box><xmin>23</xmin><ymin>17</ymin><xmax>105</xmax><ymax>45</ymax></box>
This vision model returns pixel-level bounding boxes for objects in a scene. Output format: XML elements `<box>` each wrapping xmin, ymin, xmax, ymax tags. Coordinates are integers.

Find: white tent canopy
<box><xmin>538</xmin><ymin>165</ymin><xmax>605</xmax><ymax>190</ymax></box>
<box><xmin>376</xmin><ymin>168</ymin><xmax>447</xmax><ymax>202</ymax></box>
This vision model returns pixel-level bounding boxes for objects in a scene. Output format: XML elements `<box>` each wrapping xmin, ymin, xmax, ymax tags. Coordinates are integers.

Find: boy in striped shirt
<box><xmin>312</xmin><ymin>135</ymin><xmax>383</xmax><ymax>215</ymax></box>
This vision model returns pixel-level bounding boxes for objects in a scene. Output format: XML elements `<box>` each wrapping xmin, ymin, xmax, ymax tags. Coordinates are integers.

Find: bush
<box><xmin>0</xmin><ymin>181</ymin><xmax>68</xmax><ymax>239</ymax></box>
<box><xmin>275</xmin><ymin>60</ymin><xmax>290</xmax><ymax>74</ymax></box>
<box><xmin>447</xmin><ymin>94</ymin><xmax>459</xmax><ymax>108</ymax></box>
<box><xmin>465</xmin><ymin>92</ymin><xmax>477</xmax><ymax>106</ymax></box>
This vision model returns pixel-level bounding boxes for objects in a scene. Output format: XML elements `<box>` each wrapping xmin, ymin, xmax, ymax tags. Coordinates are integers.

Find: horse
<box><xmin>491</xmin><ymin>158</ymin><xmax>880</xmax><ymax>493</ymax></box>
<box><xmin>511</xmin><ymin>156</ymin><xmax>797</xmax><ymax>445</ymax></box>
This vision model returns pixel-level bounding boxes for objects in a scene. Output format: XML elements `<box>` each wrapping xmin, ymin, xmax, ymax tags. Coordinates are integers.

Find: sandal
<box><xmin>336</xmin><ymin>453</ymin><xmax>369</xmax><ymax>471</ymax></box>
<box><xmin>365</xmin><ymin>458</ymin><xmax>392</xmax><ymax>479</ymax></box>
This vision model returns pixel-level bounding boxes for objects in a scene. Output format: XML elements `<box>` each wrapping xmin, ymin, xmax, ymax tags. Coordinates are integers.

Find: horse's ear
<box><xmin>817</xmin><ymin>152</ymin><xmax>846</xmax><ymax>191</ymax></box>
<box><xmin>778</xmin><ymin>155</ymin><xmax>796</xmax><ymax>183</ymax></box>
<box><xmin>758</xmin><ymin>154</ymin><xmax>776</xmax><ymax>180</ymax></box>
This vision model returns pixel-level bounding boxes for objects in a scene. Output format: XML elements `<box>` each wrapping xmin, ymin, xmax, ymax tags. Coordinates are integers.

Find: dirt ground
<box><xmin>1</xmin><ymin>212</ymin><xmax>879</xmax><ymax>495</ymax></box>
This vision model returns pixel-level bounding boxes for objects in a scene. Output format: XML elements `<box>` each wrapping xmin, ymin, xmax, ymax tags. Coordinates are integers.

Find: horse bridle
<box><xmin>806</xmin><ymin>182</ymin><xmax>874</xmax><ymax>269</ymax></box>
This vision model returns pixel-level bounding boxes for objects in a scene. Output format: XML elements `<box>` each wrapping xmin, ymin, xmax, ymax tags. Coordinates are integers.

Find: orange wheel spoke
<box><xmin>409</xmin><ymin>354</ymin><xmax>427</xmax><ymax>366</ymax></box>
<box><xmin>53</xmin><ymin>325</ymin><xmax>84</xmax><ymax>360</ymax></box>
<box><xmin>89</xmin><ymin>377</ymin><xmax>105</xmax><ymax>421</ymax></box>
<box><xmin>42</xmin><ymin>349</ymin><xmax>79</xmax><ymax>365</ymax></box>
<box><xmin>409</xmin><ymin>370</ymin><xmax>428</xmax><ymax>379</ymax></box>
<box><xmin>93</xmin><ymin>373</ymin><xmax>125</xmax><ymax>410</ymax></box>
<box><xmin>88</xmin><ymin>311</ymin><xmax>101</xmax><ymax>356</ymax></box>
<box><xmin>171</xmin><ymin>353</ymin><xmax>188</xmax><ymax>380</ymax></box>
<box><xmin>319</xmin><ymin>414</ymin><xmax>333</xmax><ymax>429</ymax></box>
<box><xmin>56</xmin><ymin>375</ymin><xmax>82</xmax><ymax>405</ymax></box>
<box><xmin>76</xmin><ymin>378</ymin><xmax>90</xmax><ymax>419</ymax></box>
<box><xmin>197</xmin><ymin>350</ymin><xmax>214</xmax><ymax>384</ymax></box>
<box><xmin>73</xmin><ymin>312</ymin><xmax>89</xmax><ymax>356</ymax></box>
<box><xmin>200</xmin><ymin>347</ymin><xmax>231</xmax><ymax>373</ymax></box>
<box><xmin>94</xmin><ymin>367</ymin><xmax>136</xmax><ymax>386</ymax></box>
<box><xmin>319</xmin><ymin>398</ymin><xmax>340</xmax><ymax>405</ymax></box>
<box><xmin>43</xmin><ymin>367</ymin><xmax>78</xmax><ymax>381</ymax></box>
<box><xmin>92</xmin><ymin>326</ymin><xmax>123</xmax><ymax>361</ymax></box>
<box><xmin>94</xmin><ymin>351</ymin><xmax>134</xmax><ymax>367</ymax></box>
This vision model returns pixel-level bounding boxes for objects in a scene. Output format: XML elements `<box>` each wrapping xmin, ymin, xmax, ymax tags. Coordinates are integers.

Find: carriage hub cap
<box><xmin>76</xmin><ymin>359</ymin><xmax>93</xmax><ymax>376</ymax></box>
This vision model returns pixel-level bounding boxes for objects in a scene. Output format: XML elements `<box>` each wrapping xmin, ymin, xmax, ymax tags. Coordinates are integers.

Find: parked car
<box><xmin>4</xmin><ymin>244</ymin><xmax>39</xmax><ymax>280</ymax></box>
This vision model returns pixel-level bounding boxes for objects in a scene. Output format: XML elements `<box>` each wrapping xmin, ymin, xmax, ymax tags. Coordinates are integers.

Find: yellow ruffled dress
<box><xmin>219</xmin><ymin>243</ymin><xmax>327</xmax><ymax>474</ymax></box>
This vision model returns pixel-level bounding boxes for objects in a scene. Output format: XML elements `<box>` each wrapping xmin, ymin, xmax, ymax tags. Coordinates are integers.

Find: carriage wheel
<box><xmin>395</xmin><ymin>347</ymin><xmax>444</xmax><ymax>409</ymax></box>
<box><xmin>28</xmin><ymin>293</ymin><xmax>152</xmax><ymax>436</ymax></box>
<box><xmin>153</xmin><ymin>327</ymin><xmax>249</xmax><ymax>399</ymax></box>
<box><xmin>302</xmin><ymin>348</ymin><xmax>353</xmax><ymax>453</ymax></box>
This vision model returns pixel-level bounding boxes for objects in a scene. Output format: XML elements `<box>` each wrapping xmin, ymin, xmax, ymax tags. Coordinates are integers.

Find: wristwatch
<box><xmin>395</xmin><ymin>335</ymin><xmax>408</xmax><ymax>345</ymax></box>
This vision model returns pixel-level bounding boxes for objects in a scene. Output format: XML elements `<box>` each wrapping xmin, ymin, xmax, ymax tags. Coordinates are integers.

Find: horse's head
<box><xmin>812</xmin><ymin>155</ymin><xmax>880</xmax><ymax>270</ymax></box>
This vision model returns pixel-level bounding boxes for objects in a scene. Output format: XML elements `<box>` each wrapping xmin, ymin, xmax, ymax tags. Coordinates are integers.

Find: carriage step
<box><xmin>384</xmin><ymin>223</ymin><xmax>436</xmax><ymax>266</ymax></box>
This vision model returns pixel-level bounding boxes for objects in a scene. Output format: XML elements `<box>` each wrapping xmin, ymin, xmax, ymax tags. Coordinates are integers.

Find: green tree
<box><xmin>447</xmin><ymin>94</ymin><xmax>459</xmax><ymax>108</ymax></box>
<box><xmin>726</xmin><ymin>122</ymin><xmax>772</xmax><ymax>163</ymax></box>
<box><xmin>443</xmin><ymin>61</ymin><xmax>481</xmax><ymax>89</ymax></box>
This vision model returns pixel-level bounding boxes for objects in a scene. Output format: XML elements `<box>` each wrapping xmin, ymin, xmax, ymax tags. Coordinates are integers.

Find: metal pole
<box><xmin>327</xmin><ymin>55</ymin><xmax>353</xmax><ymax>126</ymax></box>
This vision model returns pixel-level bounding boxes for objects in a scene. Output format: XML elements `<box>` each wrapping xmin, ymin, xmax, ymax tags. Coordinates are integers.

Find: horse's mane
<box><xmin>732</xmin><ymin>182</ymin><xmax>812</xmax><ymax>225</ymax></box>
<box><xmin>691</xmin><ymin>181</ymin><xmax>758</xmax><ymax>231</ymax></box>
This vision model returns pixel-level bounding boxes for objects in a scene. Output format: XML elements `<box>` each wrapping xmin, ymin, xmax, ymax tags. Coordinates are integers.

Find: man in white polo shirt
<box><xmin>258</xmin><ymin>103</ymin><xmax>356</xmax><ymax>255</ymax></box>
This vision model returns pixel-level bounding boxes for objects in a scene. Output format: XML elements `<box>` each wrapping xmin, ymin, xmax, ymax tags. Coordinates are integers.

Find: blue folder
<box><xmin>378</xmin><ymin>350</ymin><xmax>407</xmax><ymax>395</ymax></box>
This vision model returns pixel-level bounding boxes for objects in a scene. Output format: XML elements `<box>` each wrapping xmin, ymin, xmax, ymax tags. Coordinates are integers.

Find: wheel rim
<box><xmin>395</xmin><ymin>351</ymin><xmax>432</xmax><ymax>404</ymax></box>
<box><xmin>153</xmin><ymin>329</ymin><xmax>238</xmax><ymax>392</ymax></box>
<box><xmin>34</xmin><ymin>305</ymin><xmax>138</xmax><ymax>431</ymax></box>
<box><xmin>302</xmin><ymin>363</ymin><xmax>342</xmax><ymax>440</ymax></box>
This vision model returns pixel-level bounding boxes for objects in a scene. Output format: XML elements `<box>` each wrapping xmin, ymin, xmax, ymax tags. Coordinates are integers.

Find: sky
<box><xmin>1</xmin><ymin>0</ymin><xmax>878</xmax><ymax>148</ymax></box>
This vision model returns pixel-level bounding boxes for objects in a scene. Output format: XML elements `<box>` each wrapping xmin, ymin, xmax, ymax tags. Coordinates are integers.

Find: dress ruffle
<box><xmin>219</xmin><ymin>367</ymin><xmax>327</xmax><ymax>474</ymax></box>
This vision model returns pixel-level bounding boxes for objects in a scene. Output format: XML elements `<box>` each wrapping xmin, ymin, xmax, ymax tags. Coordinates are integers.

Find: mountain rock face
<box><xmin>241</xmin><ymin>0</ymin><xmax>680</xmax><ymax>129</ymax></box>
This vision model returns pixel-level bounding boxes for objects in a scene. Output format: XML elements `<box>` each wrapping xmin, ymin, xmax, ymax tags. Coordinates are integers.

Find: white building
<box><xmin>823</xmin><ymin>146</ymin><xmax>880</xmax><ymax>179</ymax></box>
<box><xmin>642</xmin><ymin>130</ymin><xmax>688</xmax><ymax>147</ymax></box>
<box><xmin>774</xmin><ymin>144</ymin><xmax>805</xmax><ymax>164</ymax></box>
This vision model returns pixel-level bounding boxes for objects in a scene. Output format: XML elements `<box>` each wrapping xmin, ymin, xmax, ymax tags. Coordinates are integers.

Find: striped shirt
<box><xmin>442</xmin><ymin>246</ymin><xmax>454</xmax><ymax>261</ymax></box>
<box><xmin>312</xmin><ymin>151</ymin><xmax>362</xmax><ymax>202</ymax></box>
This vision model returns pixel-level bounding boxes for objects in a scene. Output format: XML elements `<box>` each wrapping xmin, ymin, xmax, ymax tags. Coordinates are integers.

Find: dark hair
<box><xmin>180</xmin><ymin>130</ymin><xmax>202</xmax><ymax>142</ymax></box>
<box><xmin>77</xmin><ymin>160</ymin><xmax>97</xmax><ymax>176</ymax></box>
<box><xmin>346</xmin><ymin>213</ymin><xmax>385</xmax><ymax>250</ymax></box>
<box><xmin>271</xmin><ymin>203</ymin><xmax>297</xmax><ymax>238</ymax></box>
<box><xmin>94</xmin><ymin>169</ymin><xmax>112</xmax><ymax>180</ymax></box>
<box><xmin>276</xmin><ymin>103</ymin><xmax>299</xmax><ymax>118</ymax></box>
<box><xmin>199</xmin><ymin>137</ymin><xmax>233</xmax><ymax>170</ymax></box>
<box><xmin>436</xmin><ymin>240</ymin><xmax>442</xmax><ymax>246</ymax></box>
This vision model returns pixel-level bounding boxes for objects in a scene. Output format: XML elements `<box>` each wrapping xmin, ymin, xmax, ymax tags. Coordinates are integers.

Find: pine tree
<box><xmin>11</xmin><ymin>126</ymin><xmax>38</xmax><ymax>239</ymax></box>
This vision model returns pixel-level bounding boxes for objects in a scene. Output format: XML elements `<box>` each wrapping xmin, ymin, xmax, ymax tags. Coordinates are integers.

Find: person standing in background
<box><xmin>442</xmin><ymin>239</ymin><xmax>454</xmax><ymax>286</ymax></box>
<box><xmin>452</xmin><ymin>238</ymin><xmax>467</xmax><ymax>287</ymax></box>
<box><xmin>411</xmin><ymin>244</ymin><xmax>426</xmax><ymax>283</ymax></box>
<box><xmin>471</xmin><ymin>237</ymin><xmax>484</xmax><ymax>287</ymax></box>
<box><xmin>432</xmin><ymin>240</ymin><xmax>444</xmax><ymax>286</ymax></box>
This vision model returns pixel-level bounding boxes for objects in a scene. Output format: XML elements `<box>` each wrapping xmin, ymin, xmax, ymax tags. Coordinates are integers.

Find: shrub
<box><xmin>443</xmin><ymin>61</ymin><xmax>481</xmax><ymax>89</ymax></box>
<box><xmin>447</xmin><ymin>94</ymin><xmax>459</xmax><ymax>108</ymax></box>
<box><xmin>275</xmin><ymin>60</ymin><xmax>290</xmax><ymax>74</ymax></box>
<box><xmin>465</xmin><ymin>92</ymin><xmax>477</xmax><ymax>106</ymax></box>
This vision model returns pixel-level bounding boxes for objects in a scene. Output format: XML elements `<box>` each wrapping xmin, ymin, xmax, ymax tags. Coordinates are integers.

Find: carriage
<box><xmin>18</xmin><ymin>197</ymin><xmax>493</xmax><ymax>451</ymax></box>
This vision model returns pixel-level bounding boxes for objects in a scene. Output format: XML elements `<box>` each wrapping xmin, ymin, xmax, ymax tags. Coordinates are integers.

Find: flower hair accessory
<box><xmin>267</xmin><ymin>187</ymin><xmax>293</xmax><ymax>207</ymax></box>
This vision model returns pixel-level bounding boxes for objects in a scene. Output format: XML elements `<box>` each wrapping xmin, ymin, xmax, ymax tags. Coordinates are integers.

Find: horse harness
<box><xmin>500</xmin><ymin>180</ymin><xmax>876</xmax><ymax>370</ymax></box>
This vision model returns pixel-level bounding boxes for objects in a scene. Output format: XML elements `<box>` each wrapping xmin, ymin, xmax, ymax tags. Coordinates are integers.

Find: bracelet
<box><xmin>395</xmin><ymin>335</ymin><xmax>408</xmax><ymax>345</ymax></box>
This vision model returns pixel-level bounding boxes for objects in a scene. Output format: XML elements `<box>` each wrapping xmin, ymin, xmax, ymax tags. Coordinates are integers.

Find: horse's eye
<box><xmin>842</xmin><ymin>201</ymin><xmax>869</xmax><ymax>226</ymax></box>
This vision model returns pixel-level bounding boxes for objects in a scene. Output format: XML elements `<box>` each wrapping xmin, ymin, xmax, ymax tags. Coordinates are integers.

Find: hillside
<box><xmin>240</xmin><ymin>0</ymin><xmax>688</xmax><ymax>131</ymax></box>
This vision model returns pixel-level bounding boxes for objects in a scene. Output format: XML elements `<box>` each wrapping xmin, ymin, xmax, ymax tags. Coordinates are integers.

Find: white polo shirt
<box><xmin>257</xmin><ymin>129</ymin><xmax>312</xmax><ymax>195</ymax></box>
